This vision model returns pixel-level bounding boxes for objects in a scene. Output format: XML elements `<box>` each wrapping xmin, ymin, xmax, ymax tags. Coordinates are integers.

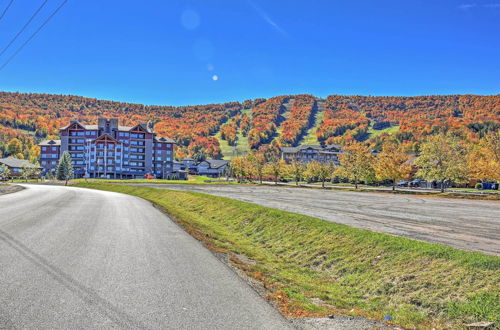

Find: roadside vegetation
<box><xmin>75</xmin><ymin>183</ymin><xmax>500</xmax><ymax>329</ymax></box>
<box><xmin>230</xmin><ymin>131</ymin><xmax>500</xmax><ymax>195</ymax></box>
<box><xmin>71</xmin><ymin>175</ymin><xmax>234</xmax><ymax>185</ymax></box>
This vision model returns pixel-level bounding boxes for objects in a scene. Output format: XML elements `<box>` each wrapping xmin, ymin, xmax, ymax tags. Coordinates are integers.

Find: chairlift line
<box><xmin>0</xmin><ymin>0</ymin><xmax>69</xmax><ymax>72</ymax></box>
<box><xmin>0</xmin><ymin>0</ymin><xmax>14</xmax><ymax>21</ymax></box>
<box><xmin>0</xmin><ymin>0</ymin><xmax>49</xmax><ymax>58</ymax></box>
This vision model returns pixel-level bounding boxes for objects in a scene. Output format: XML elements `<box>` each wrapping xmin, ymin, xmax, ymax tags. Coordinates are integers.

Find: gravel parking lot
<box><xmin>134</xmin><ymin>184</ymin><xmax>500</xmax><ymax>256</ymax></box>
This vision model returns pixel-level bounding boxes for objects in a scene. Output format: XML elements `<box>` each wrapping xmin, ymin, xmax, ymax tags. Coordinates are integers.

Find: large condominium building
<box><xmin>280</xmin><ymin>144</ymin><xmax>343</xmax><ymax>164</ymax></box>
<box><xmin>39</xmin><ymin>118</ymin><xmax>176</xmax><ymax>179</ymax></box>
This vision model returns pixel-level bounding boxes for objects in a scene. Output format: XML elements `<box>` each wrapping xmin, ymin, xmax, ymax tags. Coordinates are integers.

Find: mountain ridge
<box><xmin>0</xmin><ymin>91</ymin><xmax>499</xmax><ymax>161</ymax></box>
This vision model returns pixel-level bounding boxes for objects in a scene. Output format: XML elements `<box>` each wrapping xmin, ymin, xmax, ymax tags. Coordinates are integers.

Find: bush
<box><xmin>475</xmin><ymin>183</ymin><xmax>482</xmax><ymax>189</ymax></box>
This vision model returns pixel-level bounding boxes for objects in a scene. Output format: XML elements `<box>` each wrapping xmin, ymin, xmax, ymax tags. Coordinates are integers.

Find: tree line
<box><xmin>229</xmin><ymin>132</ymin><xmax>500</xmax><ymax>192</ymax></box>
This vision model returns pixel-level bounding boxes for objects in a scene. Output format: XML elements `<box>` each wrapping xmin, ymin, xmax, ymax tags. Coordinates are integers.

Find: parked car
<box><xmin>397</xmin><ymin>180</ymin><xmax>409</xmax><ymax>187</ymax></box>
<box><xmin>410</xmin><ymin>179</ymin><xmax>424</xmax><ymax>187</ymax></box>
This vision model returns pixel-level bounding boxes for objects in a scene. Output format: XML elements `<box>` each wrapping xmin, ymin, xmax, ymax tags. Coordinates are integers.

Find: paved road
<box><xmin>135</xmin><ymin>184</ymin><xmax>500</xmax><ymax>256</ymax></box>
<box><xmin>0</xmin><ymin>185</ymin><xmax>292</xmax><ymax>330</ymax></box>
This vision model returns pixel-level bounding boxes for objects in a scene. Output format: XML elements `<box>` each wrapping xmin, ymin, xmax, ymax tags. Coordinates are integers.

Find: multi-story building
<box><xmin>39</xmin><ymin>118</ymin><xmax>176</xmax><ymax>179</ymax></box>
<box><xmin>280</xmin><ymin>144</ymin><xmax>342</xmax><ymax>164</ymax></box>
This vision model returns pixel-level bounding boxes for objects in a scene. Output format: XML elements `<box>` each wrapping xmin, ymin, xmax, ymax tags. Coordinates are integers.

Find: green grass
<box><xmin>216</xmin><ymin>130</ymin><xmax>251</xmax><ymax>159</ymax></box>
<box><xmin>215</xmin><ymin>130</ymin><xmax>235</xmax><ymax>159</ymax></box>
<box><xmin>71</xmin><ymin>175</ymin><xmax>235</xmax><ymax>185</ymax></box>
<box><xmin>8</xmin><ymin>179</ymin><xmax>44</xmax><ymax>183</ymax></box>
<box><xmin>74</xmin><ymin>183</ymin><xmax>500</xmax><ymax>329</ymax></box>
<box><xmin>368</xmin><ymin>123</ymin><xmax>400</xmax><ymax>138</ymax></box>
<box><xmin>215</xmin><ymin>108</ymin><xmax>253</xmax><ymax>159</ymax></box>
<box><xmin>302</xmin><ymin>109</ymin><xmax>325</xmax><ymax>145</ymax></box>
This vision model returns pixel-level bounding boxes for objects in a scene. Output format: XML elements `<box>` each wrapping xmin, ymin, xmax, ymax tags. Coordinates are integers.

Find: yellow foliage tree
<box><xmin>304</xmin><ymin>160</ymin><xmax>335</xmax><ymax>188</ymax></box>
<box><xmin>287</xmin><ymin>160</ymin><xmax>306</xmax><ymax>186</ymax></box>
<box><xmin>246</xmin><ymin>152</ymin><xmax>266</xmax><ymax>183</ymax></box>
<box><xmin>374</xmin><ymin>142</ymin><xmax>412</xmax><ymax>191</ymax></box>
<box><xmin>263</xmin><ymin>159</ymin><xmax>286</xmax><ymax>185</ymax></box>
<box><xmin>7</xmin><ymin>138</ymin><xmax>22</xmax><ymax>156</ymax></box>
<box><xmin>415</xmin><ymin>134</ymin><xmax>468</xmax><ymax>192</ymax></box>
<box><xmin>231</xmin><ymin>156</ymin><xmax>251</xmax><ymax>183</ymax></box>
<box><xmin>468</xmin><ymin>131</ymin><xmax>500</xmax><ymax>182</ymax></box>
<box><xmin>334</xmin><ymin>142</ymin><xmax>375</xmax><ymax>189</ymax></box>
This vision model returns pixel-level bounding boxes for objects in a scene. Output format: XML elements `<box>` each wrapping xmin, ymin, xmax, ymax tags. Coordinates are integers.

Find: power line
<box><xmin>0</xmin><ymin>0</ymin><xmax>14</xmax><ymax>21</ymax></box>
<box><xmin>0</xmin><ymin>0</ymin><xmax>68</xmax><ymax>71</ymax></box>
<box><xmin>0</xmin><ymin>0</ymin><xmax>49</xmax><ymax>58</ymax></box>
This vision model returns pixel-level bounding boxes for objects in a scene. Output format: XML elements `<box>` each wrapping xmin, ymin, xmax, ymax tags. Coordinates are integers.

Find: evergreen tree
<box><xmin>56</xmin><ymin>151</ymin><xmax>74</xmax><ymax>185</ymax></box>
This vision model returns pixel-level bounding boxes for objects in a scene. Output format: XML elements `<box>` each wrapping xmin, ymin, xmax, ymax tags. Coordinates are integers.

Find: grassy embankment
<box><xmin>75</xmin><ymin>182</ymin><xmax>499</xmax><ymax>329</ymax></box>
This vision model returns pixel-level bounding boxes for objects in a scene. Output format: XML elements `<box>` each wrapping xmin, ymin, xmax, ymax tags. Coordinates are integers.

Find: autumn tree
<box><xmin>0</xmin><ymin>164</ymin><xmax>10</xmax><ymax>181</ymax></box>
<box><xmin>20</xmin><ymin>164</ymin><xmax>31</xmax><ymax>182</ymax></box>
<box><xmin>305</xmin><ymin>160</ymin><xmax>334</xmax><ymax>188</ymax></box>
<box><xmin>467</xmin><ymin>131</ymin><xmax>500</xmax><ymax>182</ymax></box>
<box><xmin>28</xmin><ymin>145</ymin><xmax>40</xmax><ymax>164</ymax></box>
<box><xmin>287</xmin><ymin>160</ymin><xmax>306</xmax><ymax>186</ymax></box>
<box><xmin>374</xmin><ymin>142</ymin><xmax>412</xmax><ymax>190</ymax></box>
<box><xmin>7</xmin><ymin>138</ymin><xmax>22</xmax><ymax>156</ymax></box>
<box><xmin>247</xmin><ymin>152</ymin><xmax>266</xmax><ymax>184</ymax></box>
<box><xmin>335</xmin><ymin>142</ymin><xmax>375</xmax><ymax>189</ymax></box>
<box><xmin>231</xmin><ymin>156</ymin><xmax>250</xmax><ymax>183</ymax></box>
<box><xmin>415</xmin><ymin>134</ymin><xmax>468</xmax><ymax>192</ymax></box>
<box><xmin>20</xmin><ymin>164</ymin><xmax>40</xmax><ymax>182</ymax></box>
<box><xmin>264</xmin><ymin>158</ymin><xmax>286</xmax><ymax>185</ymax></box>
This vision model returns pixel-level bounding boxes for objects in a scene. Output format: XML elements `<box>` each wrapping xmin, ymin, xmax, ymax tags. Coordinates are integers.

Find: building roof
<box><xmin>154</xmin><ymin>136</ymin><xmax>176</xmax><ymax>144</ymax></box>
<box><xmin>281</xmin><ymin>144</ymin><xmax>343</xmax><ymax>153</ymax></box>
<box><xmin>200</xmin><ymin>159</ymin><xmax>230</xmax><ymax>169</ymax></box>
<box><xmin>39</xmin><ymin>139</ymin><xmax>61</xmax><ymax>146</ymax></box>
<box><xmin>0</xmin><ymin>157</ymin><xmax>41</xmax><ymax>169</ymax></box>
<box><xmin>59</xmin><ymin>120</ymin><xmax>153</xmax><ymax>133</ymax></box>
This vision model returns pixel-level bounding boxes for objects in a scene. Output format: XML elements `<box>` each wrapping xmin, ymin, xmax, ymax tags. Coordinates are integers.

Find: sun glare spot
<box><xmin>181</xmin><ymin>10</ymin><xmax>200</xmax><ymax>30</ymax></box>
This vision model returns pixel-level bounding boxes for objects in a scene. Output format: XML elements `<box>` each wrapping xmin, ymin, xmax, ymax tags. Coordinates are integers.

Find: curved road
<box><xmin>134</xmin><ymin>184</ymin><xmax>500</xmax><ymax>256</ymax></box>
<box><xmin>0</xmin><ymin>185</ymin><xmax>292</xmax><ymax>330</ymax></box>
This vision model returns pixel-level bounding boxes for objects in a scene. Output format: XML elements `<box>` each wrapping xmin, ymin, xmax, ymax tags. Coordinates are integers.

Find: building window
<box><xmin>42</xmin><ymin>146</ymin><xmax>47</xmax><ymax>151</ymax></box>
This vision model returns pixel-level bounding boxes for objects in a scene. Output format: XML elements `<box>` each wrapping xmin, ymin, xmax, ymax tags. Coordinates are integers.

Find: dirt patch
<box><xmin>0</xmin><ymin>184</ymin><xmax>24</xmax><ymax>195</ymax></box>
<box><xmin>291</xmin><ymin>316</ymin><xmax>402</xmax><ymax>330</ymax></box>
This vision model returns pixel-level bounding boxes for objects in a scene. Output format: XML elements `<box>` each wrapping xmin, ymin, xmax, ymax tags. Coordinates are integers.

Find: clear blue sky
<box><xmin>0</xmin><ymin>0</ymin><xmax>499</xmax><ymax>106</ymax></box>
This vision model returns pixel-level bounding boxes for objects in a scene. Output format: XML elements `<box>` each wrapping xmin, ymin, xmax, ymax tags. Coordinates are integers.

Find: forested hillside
<box><xmin>0</xmin><ymin>91</ymin><xmax>499</xmax><ymax>162</ymax></box>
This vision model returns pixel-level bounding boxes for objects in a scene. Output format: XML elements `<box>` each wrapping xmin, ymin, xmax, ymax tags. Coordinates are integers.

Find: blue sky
<box><xmin>0</xmin><ymin>0</ymin><xmax>499</xmax><ymax>106</ymax></box>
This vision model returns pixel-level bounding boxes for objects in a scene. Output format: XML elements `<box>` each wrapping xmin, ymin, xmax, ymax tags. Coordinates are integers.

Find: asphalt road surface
<box><xmin>135</xmin><ymin>184</ymin><xmax>500</xmax><ymax>256</ymax></box>
<box><xmin>0</xmin><ymin>185</ymin><xmax>292</xmax><ymax>330</ymax></box>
